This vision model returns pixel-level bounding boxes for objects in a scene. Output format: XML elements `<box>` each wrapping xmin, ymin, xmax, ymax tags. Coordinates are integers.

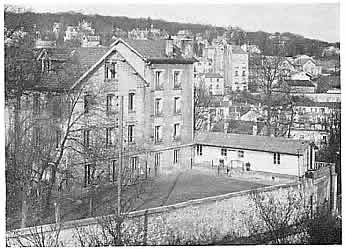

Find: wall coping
<box><xmin>6</xmin><ymin>181</ymin><xmax>301</xmax><ymax>238</ymax></box>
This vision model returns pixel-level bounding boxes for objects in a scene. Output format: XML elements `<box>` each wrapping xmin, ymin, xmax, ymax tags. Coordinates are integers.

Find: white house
<box><xmin>194</xmin><ymin>132</ymin><xmax>315</xmax><ymax>177</ymax></box>
<box><xmin>290</xmin><ymin>71</ymin><xmax>312</xmax><ymax>81</ymax></box>
<box><xmin>201</xmin><ymin>72</ymin><xmax>225</xmax><ymax>96</ymax></box>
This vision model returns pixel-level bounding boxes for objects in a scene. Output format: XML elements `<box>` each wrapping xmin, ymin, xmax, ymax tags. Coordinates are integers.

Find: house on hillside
<box><xmin>82</xmin><ymin>35</ymin><xmax>101</xmax><ymax>47</ymax></box>
<box><xmin>194</xmin><ymin>132</ymin><xmax>316</xmax><ymax>177</ymax></box>
<box><xmin>200</xmin><ymin>72</ymin><xmax>225</xmax><ymax>95</ymax></box>
<box><xmin>289</xmin><ymin>71</ymin><xmax>312</xmax><ymax>81</ymax></box>
<box><xmin>294</xmin><ymin>55</ymin><xmax>321</xmax><ymax>76</ymax></box>
<box><xmin>224</xmin><ymin>45</ymin><xmax>249</xmax><ymax>92</ymax></box>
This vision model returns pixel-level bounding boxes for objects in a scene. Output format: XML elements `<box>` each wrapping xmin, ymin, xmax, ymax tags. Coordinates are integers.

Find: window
<box><xmin>221</xmin><ymin>148</ymin><xmax>227</xmax><ymax>156</ymax></box>
<box><xmin>196</xmin><ymin>145</ymin><xmax>203</xmax><ymax>156</ymax></box>
<box><xmin>155</xmin><ymin>71</ymin><xmax>163</xmax><ymax>90</ymax></box>
<box><xmin>130</xmin><ymin>156</ymin><xmax>138</xmax><ymax>176</ymax></box>
<box><xmin>322</xmin><ymin>135</ymin><xmax>327</xmax><ymax>143</ymax></box>
<box><xmin>235</xmin><ymin>70</ymin><xmax>238</xmax><ymax>76</ymax></box>
<box><xmin>216</xmin><ymin>84</ymin><xmax>219</xmax><ymax>89</ymax></box>
<box><xmin>155</xmin><ymin>98</ymin><xmax>163</xmax><ymax>116</ymax></box>
<box><xmin>154</xmin><ymin>152</ymin><xmax>161</xmax><ymax>176</ymax></box>
<box><xmin>173</xmin><ymin>123</ymin><xmax>181</xmax><ymax>140</ymax></box>
<box><xmin>216</xmin><ymin>78</ymin><xmax>220</xmax><ymax>82</ymax></box>
<box><xmin>128</xmin><ymin>125</ymin><xmax>134</xmax><ymax>143</ymax></box>
<box><xmin>105</xmin><ymin>62</ymin><xmax>117</xmax><ymax>80</ymax></box>
<box><xmin>33</xmin><ymin>94</ymin><xmax>40</xmax><ymax>114</ymax></box>
<box><xmin>238</xmin><ymin>150</ymin><xmax>244</xmax><ymax>158</ymax></box>
<box><xmin>273</xmin><ymin>153</ymin><xmax>280</xmax><ymax>164</ymax></box>
<box><xmin>174</xmin><ymin>97</ymin><xmax>181</xmax><ymax>114</ymax></box>
<box><xmin>242</xmin><ymin>71</ymin><xmax>246</xmax><ymax>76</ymax></box>
<box><xmin>154</xmin><ymin>126</ymin><xmax>162</xmax><ymax>143</ymax></box>
<box><xmin>173</xmin><ymin>71</ymin><xmax>182</xmax><ymax>89</ymax></box>
<box><xmin>110</xmin><ymin>62</ymin><xmax>117</xmax><ymax>79</ymax></box>
<box><xmin>106</xmin><ymin>127</ymin><xmax>113</xmax><ymax>147</ymax></box>
<box><xmin>84</xmin><ymin>94</ymin><xmax>91</xmax><ymax>114</ymax></box>
<box><xmin>173</xmin><ymin>149</ymin><xmax>179</xmax><ymax>164</ymax></box>
<box><xmin>84</xmin><ymin>164</ymin><xmax>92</xmax><ymax>187</ymax></box>
<box><xmin>106</xmin><ymin>94</ymin><xmax>113</xmax><ymax>114</ymax></box>
<box><xmin>84</xmin><ymin>129</ymin><xmax>90</xmax><ymax>148</ymax></box>
<box><xmin>128</xmin><ymin>92</ymin><xmax>135</xmax><ymax>112</ymax></box>
<box><xmin>55</xmin><ymin>129</ymin><xmax>61</xmax><ymax>149</ymax></box>
<box><xmin>111</xmin><ymin>160</ymin><xmax>117</xmax><ymax>182</ymax></box>
<box><xmin>33</xmin><ymin>127</ymin><xmax>40</xmax><ymax>146</ymax></box>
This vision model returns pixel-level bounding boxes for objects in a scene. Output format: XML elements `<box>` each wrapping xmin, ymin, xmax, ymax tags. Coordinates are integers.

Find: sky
<box><xmin>5</xmin><ymin>1</ymin><xmax>340</xmax><ymax>42</ymax></box>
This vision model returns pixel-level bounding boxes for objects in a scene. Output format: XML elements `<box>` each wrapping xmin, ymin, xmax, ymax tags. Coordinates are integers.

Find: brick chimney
<box><xmin>165</xmin><ymin>37</ymin><xmax>173</xmax><ymax>57</ymax></box>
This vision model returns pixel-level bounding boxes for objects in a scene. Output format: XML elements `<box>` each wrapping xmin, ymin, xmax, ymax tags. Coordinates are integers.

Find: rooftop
<box><xmin>194</xmin><ymin>132</ymin><xmax>310</xmax><ymax>155</ymax></box>
<box><xmin>286</xmin><ymin>80</ymin><xmax>316</xmax><ymax>87</ymax></box>
<box><xmin>34</xmin><ymin>47</ymin><xmax>109</xmax><ymax>91</ymax></box>
<box><xmin>123</xmin><ymin>39</ymin><xmax>196</xmax><ymax>64</ymax></box>
<box><xmin>232</xmin><ymin>45</ymin><xmax>247</xmax><ymax>54</ymax></box>
<box><xmin>203</xmin><ymin>72</ymin><xmax>223</xmax><ymax>78</ymax></box>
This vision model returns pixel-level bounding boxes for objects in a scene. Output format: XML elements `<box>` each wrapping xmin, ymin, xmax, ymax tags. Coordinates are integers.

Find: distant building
<box><xmin>200</xmin><ymin>72</ymin><xmax>225</xmax><ymax>96</ymax></box>
<box><xmin>52</xmin><ymin>22</ymin><xmax>63</xmax><ymax>40</ymax></box>
<box><xmin>294</xmin><ymin>55</ymin><xmax>322</xmax><ymax>76</ymax></box>
<box><xmin>224</xmin><ymin>44</ymin><xmax>249</xmax><ymax>92</ymax></box>
<box><xmin>240</xmin><ymin>44</ymin><xmax>261</xmax><ymax>54</ymax></box>
<box><xmin>81</xmin><ymin>35</ymin><xmax>101</xmax><ymax>47</ymax></box>
<box><xmin>322</xmin><ymin>46</ymin><xmax>340</xmax><ymax>57</ymax></box>
<box><xmin>290</xmin><ymin>71</ymin><xmax>312</xmax><ymax>81</ymax></box>
<box><xmin>284</xmin><ymin>80</ymin><xmax>316</xmax><ymax>93</ymax></box>
<box><xmin>64</xmin><ymin>26</ymin><xmax>79</xmax><ymax>41</ymax></box>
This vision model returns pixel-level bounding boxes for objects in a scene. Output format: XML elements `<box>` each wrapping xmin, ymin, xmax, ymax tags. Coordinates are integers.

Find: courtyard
<box><xmin>7</xmin><ymin>168</ymin><xmax>270</xmax><ymax>230</ymax></box>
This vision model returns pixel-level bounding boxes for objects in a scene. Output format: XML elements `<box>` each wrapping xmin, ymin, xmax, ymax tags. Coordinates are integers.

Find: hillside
<box><xmin>4</xmin><ymin>9</ymin><xmax>339</xmax><ymax>57</ymax></box>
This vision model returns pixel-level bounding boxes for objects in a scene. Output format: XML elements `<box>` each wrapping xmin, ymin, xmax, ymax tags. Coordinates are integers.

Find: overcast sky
<box><xmin>9</xmin><ymin>1</ymin><xmax>340</xmax><ymax>42</ymax></box>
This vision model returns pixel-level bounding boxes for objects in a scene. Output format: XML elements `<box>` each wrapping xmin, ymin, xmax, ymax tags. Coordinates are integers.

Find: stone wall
<box><xmin>8</xmin><ymin>177</ymin><xmax>330</xmax><ymax>246</ymax></box>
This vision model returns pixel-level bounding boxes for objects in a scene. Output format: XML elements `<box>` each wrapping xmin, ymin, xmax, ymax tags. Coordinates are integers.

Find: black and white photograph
<box><xmin>3</xmin><ymin>0</ymin><xmax>341</xmax><ymax>246</ymax></box>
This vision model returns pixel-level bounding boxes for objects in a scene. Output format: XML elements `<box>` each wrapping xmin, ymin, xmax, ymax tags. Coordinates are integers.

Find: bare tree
<box><xmin>250</xmin><ymin>45</ymin><xmax>294</xmax><ymax>136</ymax></box>
<box><xmin>245</xmin><ymin>189</ymin><xmax>309</xmax><ymax>244</ymax></box>
<box><xmin>194</xmin><ymin>80</ymin><xmax>212</xmax><ymax>131</ymax></box>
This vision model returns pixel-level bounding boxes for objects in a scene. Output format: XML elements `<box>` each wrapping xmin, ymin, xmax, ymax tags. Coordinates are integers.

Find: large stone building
<box><xmin>6</xmin><ymin>39</ymin><xmax>196</xmax><ymax>189</ymax></box>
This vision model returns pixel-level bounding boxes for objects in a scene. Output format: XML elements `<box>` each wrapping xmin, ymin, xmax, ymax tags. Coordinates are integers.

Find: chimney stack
<box><xmin>165</xmin><ymin>36</ymin><xmax>173</xmax><ymax>57</ymax></box>
<box><xmin>181</xmin><ymin>38</ymin><xmax>193</xmax><ymax>58</ymax></box>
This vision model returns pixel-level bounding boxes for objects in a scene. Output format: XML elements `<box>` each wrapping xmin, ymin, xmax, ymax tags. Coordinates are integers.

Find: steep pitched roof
<box><xmin>194</xmin><ymin>132</ymin><xmax>310</xmax><ymax>155</ymax></box>
<box><xmin>116</xmin><ymin>39</ymin><xmax>196</xmax><ymax>64</ymax></box>
<box><xmin>232</xmin><ymin>45</ymin><xmax>247</xmax><ymax>54</ymax></box>
<box><xmin>34</xmin><ymin>47</ymin><xmax>109</xmax><ymax>91</ymax></box>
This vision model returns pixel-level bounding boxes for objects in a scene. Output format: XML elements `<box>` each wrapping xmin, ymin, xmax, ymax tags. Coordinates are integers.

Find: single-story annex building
<box><xmin>194</xmin><ymin>132</ymin><xmax>315</xmax><ymax>177</ymax></box>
